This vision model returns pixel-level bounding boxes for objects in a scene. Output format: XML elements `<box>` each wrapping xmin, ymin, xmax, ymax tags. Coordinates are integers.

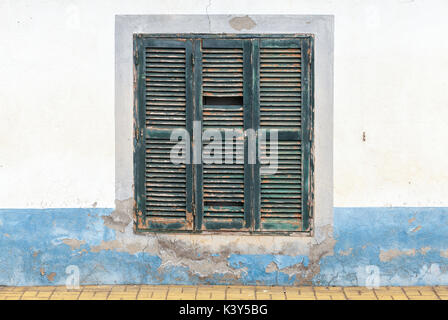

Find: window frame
<box><xmin>133</xmin><ymin>33</ymin><xmax>314</xmax><ymax>235</ymax></box>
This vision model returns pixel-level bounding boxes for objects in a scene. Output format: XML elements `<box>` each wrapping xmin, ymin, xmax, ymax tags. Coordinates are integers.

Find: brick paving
<box><xmin>0</xmin><ymin>285</ymin><xmax>446</xmax><ymax>300</ymax></box>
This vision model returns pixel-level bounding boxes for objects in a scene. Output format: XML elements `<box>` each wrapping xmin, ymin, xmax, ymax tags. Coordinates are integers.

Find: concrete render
<box><xmin>2</xmin><ymin>15</ymin><xmax>446</xmax><ymax>287</ymax></box>
<box><xmin>1</xmin><ymin>207</ymin><xmax>448</xmax><ymax>286</ymax></box>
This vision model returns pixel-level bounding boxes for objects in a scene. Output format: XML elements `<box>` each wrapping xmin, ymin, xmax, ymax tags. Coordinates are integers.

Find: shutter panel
<box><xmin>196</xmin><ymin>39</ymin><xmax>252</xmax><ymax>231</ymax></box>
<box><xmin>134</xmin><ymin>37</ymin><xmax>194</xmax><ymax>231</ymax></box>
<box><xmin>256</xmin><ymin>39</ymin><xmax>312</xmax><ymax>232</ymax></box>
<box><xmin>135</xmin><ymin>35</ymin><xmax>313</xmax><ymax>234</ymax></box>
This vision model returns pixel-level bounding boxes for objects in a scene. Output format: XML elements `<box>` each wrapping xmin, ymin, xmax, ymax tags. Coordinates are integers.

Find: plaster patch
<box><xmin>265</xmin><ymin>261</ymin><xmax>278</xmax><ymax>273</ymax></box>
<box><xmin>441</xmin><ymin>249</ymin><xmax>448</xmax><ymax>258</ymax></box>
<box><xmin>379</xmin><ymin>248</ymin><xmax>416</xmax><ymax>262</ymax></box>
<box><xmin>228</xmin><ymin>15</ymin><xmax>256</xmax><ymax>31</ymax></box>
<box><xmin>102</xmin><ymin>198</ymin><xmax>134</xmax><ymax>233</ymax></box>
<box><xmin>155</xmin><ymin>237</ymin><xmax>245</xmax><ymax>280</ymax></box>
<box><xmin>62</xmin><ymin>238</ymin><xmax>86</xmax><ymax>250</ymax></box>
<box><xmin>266</xmin><ymin>225</ymin><xmax>336</xmax><ymax>285</ymax></box>
<box><xmin>46</xmin><ymin>272</ymin><xmax>56</xmax><ymax>282</ymax></box>
<box><xmin>90</xmin><ymin>239</ymin><xmax>147</xmax><ymax>255</ymax></box>
<box><xmin>339</xmin><ymin>248</ymin><xmax>353</xmax><ymax>256</ymax></box>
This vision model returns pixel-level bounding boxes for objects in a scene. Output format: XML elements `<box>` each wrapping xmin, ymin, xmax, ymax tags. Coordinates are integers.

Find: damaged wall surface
<box><xmin>1</xmin><ymin>207</ymin><xmax>448</xmax><ymax>286</ymax></box>
<box><xmin>1</xmin><ymin>3</ymin><xmax>448</xmax><ymax>287</ymax></box>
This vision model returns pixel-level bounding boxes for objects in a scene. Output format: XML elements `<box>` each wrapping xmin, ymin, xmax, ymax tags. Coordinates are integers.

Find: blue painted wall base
<box><xmin>1</xmin><ymin>207</ymin><xmax>448</xmax><ymax>286</ymax></box>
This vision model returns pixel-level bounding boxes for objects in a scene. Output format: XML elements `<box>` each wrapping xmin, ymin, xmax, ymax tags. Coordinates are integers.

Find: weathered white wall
<box><xmin>1</xmin><ymin>0</ymin><xmax>447</xmax><ymax>208</ymax></box>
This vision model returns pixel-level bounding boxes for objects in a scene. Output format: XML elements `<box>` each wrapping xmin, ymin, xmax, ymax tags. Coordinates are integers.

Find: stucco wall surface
<box><xmin>1</xmin><ymin>2</ymin><xmax>448</xmax><ymax>286</ymax></box>
<box><xmin>1</xmin><ymin>1</ymin><xmax>448</xmax><ymax>208</ymax></box>
<box><xmin>1</xmin><ymin>208</ymin><xmax>447</xmax><ymax>286</ymax></box>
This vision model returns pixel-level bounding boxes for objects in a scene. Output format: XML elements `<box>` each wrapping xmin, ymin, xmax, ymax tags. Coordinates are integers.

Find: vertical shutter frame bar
<box><xmin>243</xmin><ymin>40</ymin><xmax>253</xmax><ymax>230</ymax></box>
<box><xmin>134</xmin><ymin>35</ymin><xmax>147</xmax><ymax>231</ymax></box>
<box><xmin>300</xmin><ymin>36</ymin><xmax>314</xmax><ymax>232</ymax></box>
<box><xmin>193</xmin><ymin>39</ymin><xmax>204</xmax><ymax>231</ymax></box>
<box><xmin>252</xmin><ymin>39</ymin><xmax>261</xmax><ymax>231</ymax></box>
<box><xmin>185</xmin><ymin>39</ymin><xmax>194</xmax><ymax>229</ymax></box>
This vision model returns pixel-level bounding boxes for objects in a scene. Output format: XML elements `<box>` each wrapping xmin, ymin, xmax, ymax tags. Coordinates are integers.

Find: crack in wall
<box><xmin>205</xmin><ymin>0</ymin><xmax>212</xmax><ymax>32</ymax></box>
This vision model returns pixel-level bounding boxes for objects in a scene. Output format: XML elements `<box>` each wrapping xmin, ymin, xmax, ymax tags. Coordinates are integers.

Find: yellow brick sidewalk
<box><xmin>0</xmin><ymin>285</ymin><xmax>447</xmax><ymax>300</ymax></box>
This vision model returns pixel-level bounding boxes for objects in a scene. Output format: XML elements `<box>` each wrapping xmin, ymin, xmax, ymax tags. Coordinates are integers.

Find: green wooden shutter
<box><xmin>135</xmin><ymin>35</ymin><xmax>313</xmax><ymax>234</ymax></box>
<box><xmin>195</xmin><ymin>39</ymin><xmax>253</xmax><ymax>231</ymax></box>
<box><xmin>255</xmin><ymin>38</ymin><xmax>313</xmax><ymax>232</ymax></box>
<box><xmin>134</xmin><ymin>37</ymin><xmax>194</xmax><ymax>231</ymax></box>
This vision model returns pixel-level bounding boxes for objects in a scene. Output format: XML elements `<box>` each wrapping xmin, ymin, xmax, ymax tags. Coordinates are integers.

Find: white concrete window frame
<box><xmin>115</xmin><ymin>14</ymin><xmax>333</xmax><ymax>253</ymax></box>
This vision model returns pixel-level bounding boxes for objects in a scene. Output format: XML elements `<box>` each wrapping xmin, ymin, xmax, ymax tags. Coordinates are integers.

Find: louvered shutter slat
<box><xmin>203</xmin><ymin>48</ymin><xmax>244</xmax><ymax>97</ymax></box>
<box><xmin>257</xmin><ymin>40</ymin><xmax>307</xmax><ymax>232</ymax></box>
<box><xmin>135</xmin><ymin>38</ymin><xmax>193</xmax><ymax>231</ymax></box>
<box><xmin>198</xmin><ymin>40</ymin><xmax>249</xmax><ymax>231</ymax></box>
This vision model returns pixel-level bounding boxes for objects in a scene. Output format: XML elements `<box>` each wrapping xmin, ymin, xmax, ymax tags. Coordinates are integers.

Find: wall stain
<box><xmin>229</xmin><ymin>15</ymin><xmax>256</xmax><ymax>31</ymax></box>
<box><xmin>260</xmin><ymin>225</ymin><xmax>335</xmax><ymax>285</ymax></box>
<box><xmin>379</xmin><ymin>249</ymin><xmax>416</xmax><ymax>262</ymax></box>
<box><xmin>46</xmin><ymin>272</ymin><xmax>56</xmax><ymax>282</ymax></box>
<box><xmin>155</xmin><ymin>237</ymin><xmax>245</xmax><ymax>281</ymax></box>
<box><xmin>62</xmin><ymin>238</ymin><xmax>86</xmax><ymax>250</ymax></box>
<box><xmin>265</xmin><ymin>261</ymin><xmax>278</xmax><ymax>273</ymax></box>
<box><xmin>339</xmin><ymin>248</ymin><xmax>353</xmax><ymax>256</ymax></box>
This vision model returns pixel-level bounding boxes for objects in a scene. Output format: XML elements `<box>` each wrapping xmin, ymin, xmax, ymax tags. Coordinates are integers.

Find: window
<box><xmin>134</xmin><ymin>34</ymin><xmax>314</xmax><ymax>234</ymax></box>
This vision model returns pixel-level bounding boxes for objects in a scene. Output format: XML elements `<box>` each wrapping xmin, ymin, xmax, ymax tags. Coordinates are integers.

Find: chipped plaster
<box><xmin>1</xmin><ymin>207</ymin><xmax>448</xmax><ymax>286</ymax></box>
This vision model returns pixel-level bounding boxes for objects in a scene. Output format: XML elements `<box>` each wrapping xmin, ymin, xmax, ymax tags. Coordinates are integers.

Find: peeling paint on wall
<box><xmin>102</xmin><ymin>198</ymin><xmax>134</xmax><ymax>233</ymax></box>
<box><xmin>2</xmin><ymin>207</ymin><xmax>448</xmax><ymax>286</ymax></box>
<box><xmin>62</xmin><ymin>239</ymin><xmax>86</xmax><ymax>250</ymax></box>
<box><xmin>379</xmin><ymin>248</ymin><xmax>416</xmax><ymax>262</ymax></box>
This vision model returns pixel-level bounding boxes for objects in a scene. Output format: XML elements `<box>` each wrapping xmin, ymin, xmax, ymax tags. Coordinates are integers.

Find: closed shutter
<box><xmin>134</xmin><ymin>37</ymin><xmax>194</xmax><ymax>231</ymax></box>
<box><xmin>195</xmin><ymin>39</ymin><xmax>252</xmax><ymax>231</ymax></box>
<box><xmin>134</xmin><ymin>35</ymin><xmax>313</xmax><ymax>234</ymax></box>
<box><xmin>255</xmin><ymin>38</ymin><xmax>313</xmax><ymax>232</ymax></box>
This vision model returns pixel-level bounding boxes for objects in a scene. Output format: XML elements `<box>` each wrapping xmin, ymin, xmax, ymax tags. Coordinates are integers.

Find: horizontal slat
<box><xmin>145</xmin><ymin>136</ymin><xmax>187</xmax><ymax>218</ymax></box>
<box><xmin>260</xmin><ymin>47</ymin><xmax>301</xmax><ymax>129</ymax></box>
<box><xmin>203</xmin><ymin>47</ymin><xmax>243</xmax><ymax>98</ymax></box>
<box><xmin>261</xmin><ymin>138</ymin><xmax>302</xmax><ymax>228</ymax></box>
<box><xmin>145</xmin><ymin>47</ymin><xmax>187</xmax><ymax>127</ymax></box>
<box><xmin>203</xmin><ymin>130</ymin><xmax>245</xmax><ymax>219</ymax></box>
